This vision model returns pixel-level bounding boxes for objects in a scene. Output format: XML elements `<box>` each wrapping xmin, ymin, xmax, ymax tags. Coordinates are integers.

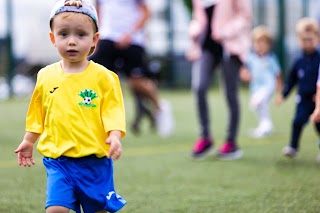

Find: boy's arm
<box><xmin>239</xmin><ymin>65</ymin><xmax>251</xmax><ymax>83</ymax></box>
<box><xmin>106</xmin><ymin>130</ymin><xmax>122</xmax><ymax>160</ymax></box>
<box><xmin>15</xmin><ymin>132</ymin><xmax>40</xmax><ymax>167</ymax></box>
<box><xmin>275</xmin><ymin>72</ymin><xmax>284</xmax><ymax>105</ymax></box>
<box><xmin>282</xmin><ymin>63</ymin><xmax>298</xmax><ymax>99</ymax></box>
<box><xmin>276</xmin><ymin>73</ymin><xmax>283</xmax><ymax>93</ymax></box>
<box><xmin>277</xmin><ymin>61</ymin><xmax>298</xmax><ymax>105</ymax></box>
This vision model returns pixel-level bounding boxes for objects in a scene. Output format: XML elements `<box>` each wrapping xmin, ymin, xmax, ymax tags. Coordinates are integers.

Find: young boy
<box><xmin>241</xmin><ymin>25</ymin><xmax>282</xmax><ymax>138</ymax></box>
<box><xmin>14</xmin><ymin>0</ymin><xmax>127</xmax><ymax>212</ymax></box>
<box><xmin>276</xmin><ymin>17</ymin><xmax>320</xmax><ymax>159</ymax></box>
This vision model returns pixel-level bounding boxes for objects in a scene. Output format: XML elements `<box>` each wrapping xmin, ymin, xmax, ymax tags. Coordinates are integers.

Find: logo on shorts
<box><xmin>78</xmin><ymin>89</ymin><xmax>98</xmax><ymax>107</ymax></box>
<box><xmin>106</xmin><ymin>191</ymin><xmax>115</xmax><ymax>200</ymax></box>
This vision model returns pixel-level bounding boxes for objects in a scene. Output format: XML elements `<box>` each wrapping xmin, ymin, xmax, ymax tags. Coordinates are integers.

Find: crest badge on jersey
<box><xmin>78</xmin><ymin>89</ymin><xmax>98</xmax><ymax>107</ymax></box>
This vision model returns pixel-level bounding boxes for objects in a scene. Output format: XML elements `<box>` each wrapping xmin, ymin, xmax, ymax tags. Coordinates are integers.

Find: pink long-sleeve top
<box><xmin>191</xmin><ymin>0</ymin><xmax>252</xmax><ymax>62</ymax></box>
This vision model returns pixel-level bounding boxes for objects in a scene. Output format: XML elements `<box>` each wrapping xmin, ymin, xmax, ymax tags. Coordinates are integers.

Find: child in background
<box><xmin>240</xmin><ymin>26</ymin><xmax>282</xmax><ymax>138</ymax></box>
<box><xmin>277</xmin><ymin>17</ymin><xmax>320</xmax><ymax>159</ymax></box>
<box><xmin>14</xmin><ymin>0</ymin><xmax>127</xmax><ymax>212</ymax></box>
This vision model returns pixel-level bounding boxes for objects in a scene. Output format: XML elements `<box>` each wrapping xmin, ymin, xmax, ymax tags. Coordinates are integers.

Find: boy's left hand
<box><xmin>106</xmin><ymin>133</ymin><xmax>122</xmax><ymax>160</ymax></box>
<box><xmin>311</xmin><ymin>108</ymin><xmax>320</xmax><ymax>123</ymax></box>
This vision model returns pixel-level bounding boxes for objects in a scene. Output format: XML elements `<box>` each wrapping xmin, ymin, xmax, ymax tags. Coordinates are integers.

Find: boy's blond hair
<box><xmin>251</xmin><ymin>25</ymin><xmax>273</xmax><ymax>45</ymax></box>
<box><xmin>296</xmin><ymin>17</ymin><xmax>319</xmax><ymax>36</ymax></box>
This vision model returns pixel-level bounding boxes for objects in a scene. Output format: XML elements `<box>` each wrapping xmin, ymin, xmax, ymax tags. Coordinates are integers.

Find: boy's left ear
<box><xmin>49</xmin><ymin>31</ymin><xmax>56</xmax><ymax>46</ymax></box>
<box><xmin>93</xmin><ymin>32</ymin><xmax>100</xmax><ymax>45</ymax></box>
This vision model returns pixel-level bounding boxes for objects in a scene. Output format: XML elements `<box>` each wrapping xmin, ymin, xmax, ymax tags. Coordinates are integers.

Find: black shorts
<box><xmin>90</xmin><ymin>39</ymin><xmax>150</xmax><ymax>78</ymax></box>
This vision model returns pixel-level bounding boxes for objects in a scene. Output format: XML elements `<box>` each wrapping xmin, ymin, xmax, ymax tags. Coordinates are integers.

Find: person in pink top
<box><xmin>187</xmin><ymin>0</ymin><xmax>252</xmax><ymax>160</ymax></box>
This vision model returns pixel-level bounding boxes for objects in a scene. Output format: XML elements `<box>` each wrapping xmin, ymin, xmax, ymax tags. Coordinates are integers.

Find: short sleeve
<box><xmin>101</xmin><ymin>73</ymin><xmax>126</xmax><ymax>138</ymax></box>
<box><xmin>25</xmin><ymin>71</ymin><xmax>44</xmax><ymax>133</ymax></box>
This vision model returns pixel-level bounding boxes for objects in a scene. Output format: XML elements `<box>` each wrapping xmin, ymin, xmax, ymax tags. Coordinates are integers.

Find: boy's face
<box><xmin>298</xmin><ymin>32</ymin><xmax>319</xmax><ymax>54</ymax></box>
<box><xmin>253</xmin><ymin>37</ymin><xmax>270</xmax><ymax>56</ymax></box>
<box><xmin>49</xmin><ymin>13</ymin><xmax>99</xmax><ymax>63</ymax></box>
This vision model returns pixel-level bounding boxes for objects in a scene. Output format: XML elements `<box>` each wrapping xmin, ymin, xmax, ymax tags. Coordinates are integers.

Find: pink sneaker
<box><xmin>192</xmin><ymin>138</ymin><xmax>214</xmax><ymax>159</ymax></box>
<box><xmin>218</xmin><ymin>142</ymin><xmax>243</xmax><ymax>160</ymax></box>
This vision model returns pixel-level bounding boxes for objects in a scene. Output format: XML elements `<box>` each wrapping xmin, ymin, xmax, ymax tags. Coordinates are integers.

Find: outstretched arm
<box><xmin>15</xmin><ymin>132</ymin><xmax>40</xmax><ymax>167</ymax></box>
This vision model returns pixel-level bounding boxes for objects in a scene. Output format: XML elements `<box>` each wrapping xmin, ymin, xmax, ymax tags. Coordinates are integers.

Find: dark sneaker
<box><xmin>192</xmin><ymin>138</ymin><xmax>214</xmax><ymax>159</ymax></box>
<box><xmin>282</xmin><ymin>146</ymin><xmax>297</xmax><ymax>158</ymax></box>
<box><xmin>217</xmin><ymin>142</ymin><xmax>243</xmax><ymax>160</ymax></box>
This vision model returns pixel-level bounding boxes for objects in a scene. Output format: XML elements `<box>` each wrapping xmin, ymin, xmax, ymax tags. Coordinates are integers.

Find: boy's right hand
<box><xmin>239</xmin><ymin>67</ymin><xmax>251</xmax><ymax>83</ymax></box>
<box><xmin>311</xmin><ymin>108</ymin><xmax>320</xmax><ymax>123</ymax></box>
<box><xmin>15</xmin><ymin>141</ymin><xmax>35</xmax><ymax>167</ymax></box>
<box><xmin>275</xmin><ymin>95</ymin><xmax>284</xmax><ymax>106</ymax></box>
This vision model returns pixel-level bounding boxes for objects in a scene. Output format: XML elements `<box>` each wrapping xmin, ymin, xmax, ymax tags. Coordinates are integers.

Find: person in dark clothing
<box><xmin>186</xmin><ymin>0</ymin><xmax>223</xmax><ymax>159</ymax></box>
<box><xmin>186</xmin><ymin>0</ymin><xmax>252</xmax><ymax>160</ymax></box>
<box><xmin>276</xmin><ymin>17</ymin><xmax>320</xmax><ymax>159</ymax></box>
<box><xmin>91</xmin><ymin>0</ymin><xmax>174</xmax><ymax>137</ymax></box>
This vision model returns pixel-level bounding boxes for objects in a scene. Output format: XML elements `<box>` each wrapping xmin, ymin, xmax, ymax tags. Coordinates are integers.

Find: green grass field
<box><xmin>1</xmin><ymin>88</ymin><xmax>320</xmax><ymax>213</ymax></box>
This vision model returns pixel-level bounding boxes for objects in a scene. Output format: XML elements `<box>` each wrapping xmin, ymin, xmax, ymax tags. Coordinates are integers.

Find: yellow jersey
<box><xmin>25</xmin><ymin>61</ymin><xmax>126</xmax><ymax>158</ymax></box>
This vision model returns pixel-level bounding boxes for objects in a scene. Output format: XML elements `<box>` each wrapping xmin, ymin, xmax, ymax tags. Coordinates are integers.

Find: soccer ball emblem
<box><xmin>84</xmin><ymin>96</ymin><xmax>92</xmax><ymax>105</ymax></box>
<box><xmin>78</xmin><ymin>89</ymin><xmax>98</xmax><ymax>107</ymax></box>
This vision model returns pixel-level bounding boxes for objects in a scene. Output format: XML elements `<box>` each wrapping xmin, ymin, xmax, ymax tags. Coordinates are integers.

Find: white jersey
<box><xmin>97</xmin><ymin>0</ymin><xmax>145</xmax><ymax>46</ymax></box>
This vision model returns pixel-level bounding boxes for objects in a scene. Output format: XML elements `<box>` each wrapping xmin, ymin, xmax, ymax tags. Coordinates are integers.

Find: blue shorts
<box><xmin>43</xmin><ymin>155</ymin><xmax>126</xmax><ymax>213</ymax></box>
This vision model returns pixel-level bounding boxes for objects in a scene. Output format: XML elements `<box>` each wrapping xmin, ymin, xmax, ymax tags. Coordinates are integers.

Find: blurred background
<box><xmin>0</xmin><ymin>0</ymin><xmax>319</xmax><ymax>99</ymax></box>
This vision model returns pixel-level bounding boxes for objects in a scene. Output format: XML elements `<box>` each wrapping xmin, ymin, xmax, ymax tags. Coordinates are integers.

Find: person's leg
<box><xmin>191</xmin><ymin>50</ymin><xmax>220</xmax><ymax>158</ymax></box>
<box><xmin>131</xmin><ymin>90</ymin><xmax>155</xmax><ymax>134</ymax></box>
<box><xmin>131</xmin><ymin>91</ymin><xmax>145</xmax><ymax>134</ymax></box>
<box><xmin>191</xmin><ymin>50</ymin><xmax>217</xmax><ymax>139</ymax></box>
<box><xmin>124</xmin><ymin>45</ymin><xmax>160</xmax><ymax>110</ymax></box>
<box><xmin>290</xmin><ymin>103</ymin><xmax>310</xmax><ymax>150</ymax></box>
<box><xmin>43</xmin><ymin>157</ymin><xmax>81</xmax><ymax>213</ymax></box>
<box><xmin>125</xmin><ymin>45</ymin><xmax>173</xmax><ymax>137</ymax></box>
<box><xmin>283</xmin><ymin>99</ymin><xmax>310</xmax><ymax>158</ymax></box>
<box><xmin>221</xmin><ymin>55</ymin><xmax>242</xmax><ymax>144</ymax></box>
<box><xmin>217</xmin><ymin>55</ymin><xmax>243</xmax><ymax>159</ymax></box>
<box><xmin>138</xmin><ymin>94</ymin><xmax>156</xmax><ymax>128</ymax></box>
<box><xmin>252</xmin><ymin>91</ymin><xmax>273</xmax><ymax>137</ymax></box>
<box><xmin>128</xmin><ymin>77</ymin><xmax>160</xmax><ymax>110</ymax></box>
<box><xmin>46</xmin><ymin>206</ymin><xmax>70</xmax><ymax>213</ymax></box>
<box><xmin>75</xmin><ymin>156</ymin><xmax>126</xmax><ymax>213</ymax></box>
<box><xmin>260</xmin><ymin>95</ymin><xmax>273</xmax><ymax>127</ymax></box>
